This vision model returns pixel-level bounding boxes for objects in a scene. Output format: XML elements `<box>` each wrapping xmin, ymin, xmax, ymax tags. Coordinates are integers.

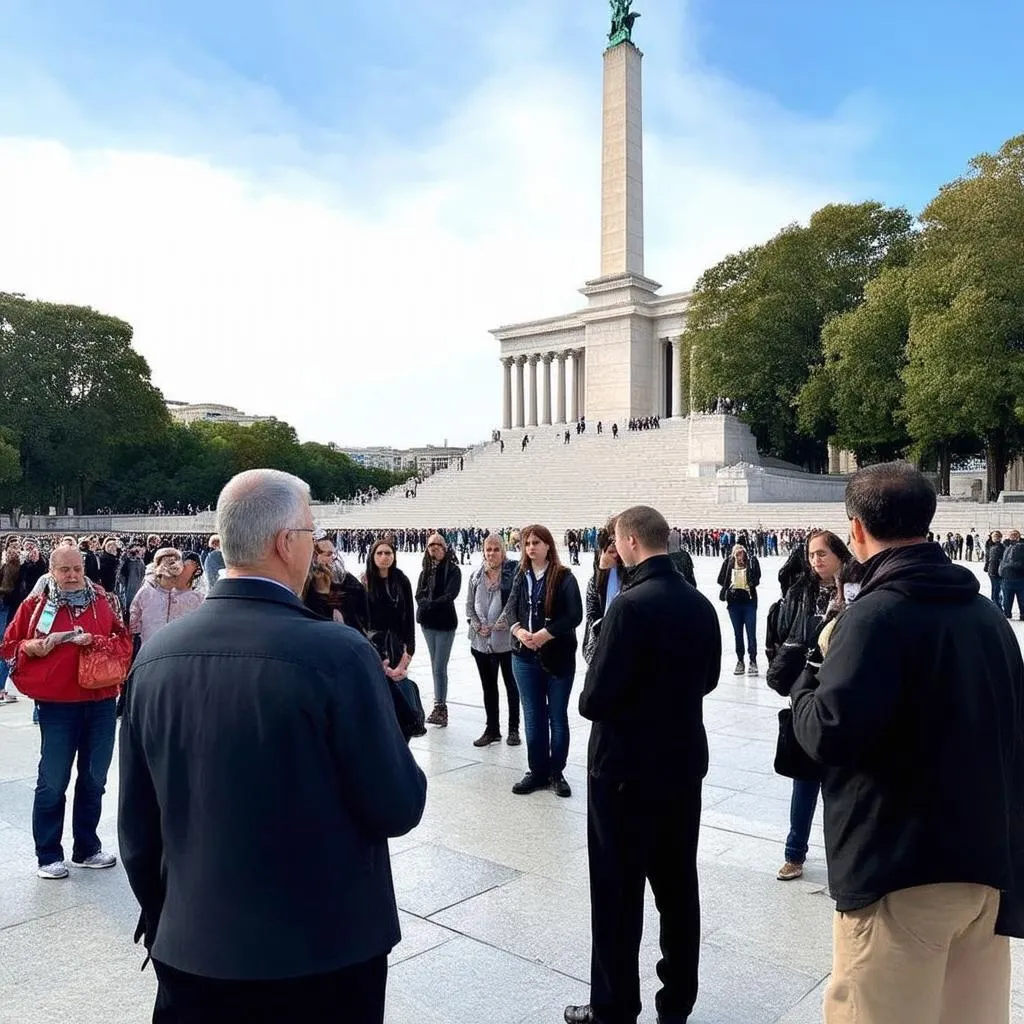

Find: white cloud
<box><xmin>0</xmin><ymin>0</ymin><xmax>876</xmax><ymax>447</ymax></box>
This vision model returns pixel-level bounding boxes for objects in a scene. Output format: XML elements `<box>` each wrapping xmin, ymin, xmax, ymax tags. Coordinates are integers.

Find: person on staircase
<box><xmin>416</xmin><ymin>534</ymin><xmax>462</xmax><ymax>728</ymax></box>
<box><xmin>718</xmin><ymin>543</ymin><xmax>761</xmax><ymax>675</ymax></box>
<box><xmin>766</xmin><ymin>530</ymin><xmax>851</xmax><ymax>882</ymax></box>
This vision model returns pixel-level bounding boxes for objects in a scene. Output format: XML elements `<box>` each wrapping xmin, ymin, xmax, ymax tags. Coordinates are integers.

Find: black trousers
<box><xmin>587</xmin><ymin>775</ymin><xmax>702</xmax><ymax>1024</ymax></box>
<box><xmin>470</xmin><ymin>649</ymin><xmax>520</xmax><ymax>734</ymax></box>
<box><xmin>152</xmin><ymin>954</ymin><xmax>387</xmax><ymax>1024</ymax></box>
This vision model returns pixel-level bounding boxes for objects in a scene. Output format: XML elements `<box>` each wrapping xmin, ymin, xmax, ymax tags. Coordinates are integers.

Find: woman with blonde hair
<box><xmin>129</xmin><ymin>548</ymin><xmax>204</xmax><ymax>648</ymax></box>
<box><xmin>503</xmin><ymin>525</ymin><xmax>583</xmax><ymax>797</ymax></box>
<box><xmin>717</xmin><ymin>542</ymin><xmax>762</xmax><ymax>675</ymax></box>
<box><xmin>466</xmin><ymin>532</ymin><xmax>520</xmax><ymax>747</ymax></box>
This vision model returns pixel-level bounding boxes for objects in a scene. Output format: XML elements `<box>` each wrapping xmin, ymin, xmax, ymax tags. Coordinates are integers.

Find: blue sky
<box><xmin>1</xmin><ymin>0</ymin><xmax>1021</xmax><ymax>446</ymax></box>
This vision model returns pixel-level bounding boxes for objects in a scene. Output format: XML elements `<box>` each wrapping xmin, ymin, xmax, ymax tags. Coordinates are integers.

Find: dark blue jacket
<box><xmin>118</xmin><ymin>577</ymin><xmax>427</xmax><ymax>979</ymax></box>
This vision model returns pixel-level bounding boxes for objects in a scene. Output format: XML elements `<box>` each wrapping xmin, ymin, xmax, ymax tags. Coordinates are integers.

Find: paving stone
<box><xmin>391</xmin><ymin>843</ymin><xmax>520</xmax><ymax>917</ymax></box>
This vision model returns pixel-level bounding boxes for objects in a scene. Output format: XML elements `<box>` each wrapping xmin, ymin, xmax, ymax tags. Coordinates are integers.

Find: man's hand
<box><xmin>23</xmin><ymin>638</ymin><xmax>50</xmax><ymax>658</ymax></box>
<box><xmin>71</xmin><ymin>632</ymin><xmax>93</xmax><ymax>647</ymax></box>
<box><xmin>478</xmin><ymin>625</ymin><xmax>492</xmax><ymax>638</ymax></box>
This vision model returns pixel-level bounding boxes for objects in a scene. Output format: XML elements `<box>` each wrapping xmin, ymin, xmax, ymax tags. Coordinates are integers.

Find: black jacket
<box><xmin>305</xmin><ymin>572</ymin><xmax>370</xmax><ymax>636</ymax></box>
<box><xmin>985</xmin><ymin>540</ymin><xmax>1006</xmax><ymax>577</ymax></box>
<box><xmin>1000</xmin><ymin>540</ymin><xmax>1024</xmax><ymax>581</ymax></box>
<box><xmin>668</xmin><ymin>549</ymin><xmax>697</xmax><ymax>588</ymax></box>
<box><xmin>792</xmin><ymin>543</ymin><xmax>1024</xmax><ymax>932</ymax></box>
<box><xmin>415</xmin><ymin>557</ymin><xmax>462</xmax><ymax>632</ymax></box>
<box><xmin>365</xmin><ymin>569</ymin><xmax>416</xmax><ymax>660</ymax></box>
<box><xmin>118</xmin><ymin>578</ymin><xmax>427</xmax><ymax>979</ymax></box>
<box><xmin>504</xmin><ymin>565</ymin><xmax>583</xmax><ymax>677</ymax></box>
<box><xmin>717</xmin><ymin>555</ymin><xmax>761</xmax><ymax>603</ymax></box>
<box><xmin>82</xmin><ymin>549</ymin><xmax>101</xmax><ymax>585</ymax></box>
<box><xmin>14</xmin><ymin>557</ymin><xmax>47</xmax><ymax>614</ymax></box>
<box><xmin>580</xmin><ymin>555</ymin><xmax>721</xmax><ymax>786</ymax></box>
<box><xmin>98</xmin><ymin>551</ymin><xmax>119</xmax><ymax>593</ymax></box>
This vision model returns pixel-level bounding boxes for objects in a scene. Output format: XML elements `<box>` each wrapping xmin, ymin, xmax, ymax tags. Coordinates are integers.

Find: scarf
<box><xmin>44</xmin><ymin>576</ymin><xmax>97</xmax><ymax>611</ymax></box>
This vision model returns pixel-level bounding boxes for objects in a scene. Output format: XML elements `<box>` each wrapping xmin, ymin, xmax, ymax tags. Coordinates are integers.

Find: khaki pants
<box><xmin>825</xmin><ymin>883</ymin><xmax>1010</xmax><ymax>1024</ymax></box>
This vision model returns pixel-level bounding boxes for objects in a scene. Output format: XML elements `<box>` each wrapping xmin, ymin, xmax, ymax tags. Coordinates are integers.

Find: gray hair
<box><xmin>216</xmin><ymin>469</ymin><xmax>311</xmax><ymax>568</ymax></box>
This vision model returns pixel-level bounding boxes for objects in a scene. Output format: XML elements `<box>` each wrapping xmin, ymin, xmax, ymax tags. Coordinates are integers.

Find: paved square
<box><xmin>1</xmin><ymin>552</ymin><xmax>1022</xmax><ymax>1023</ymax></box>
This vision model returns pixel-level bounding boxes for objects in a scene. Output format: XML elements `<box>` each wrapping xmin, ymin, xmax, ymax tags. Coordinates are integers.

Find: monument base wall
<box><xmin>687</xmin><ymin>414</ymin><xmax>760</xmax><ymax>477</ymax></box>
<box><xmin>715</xmin><ymin>463</ymin><xmax>849</xmax><ymax>504</ymax></box>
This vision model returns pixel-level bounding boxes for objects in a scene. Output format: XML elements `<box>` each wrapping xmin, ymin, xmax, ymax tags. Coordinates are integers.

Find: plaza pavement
<box><xmin>1</xmin><ymin>552</ymin><xmax>1023</xmax><ymax>1024</ymax></box>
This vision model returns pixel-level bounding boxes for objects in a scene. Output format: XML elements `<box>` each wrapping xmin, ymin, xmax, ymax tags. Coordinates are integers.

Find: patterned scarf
<box><xmin>44</xmin><ymin>575</ymin><xmax>97</xmax><ymax>611</ymax></box>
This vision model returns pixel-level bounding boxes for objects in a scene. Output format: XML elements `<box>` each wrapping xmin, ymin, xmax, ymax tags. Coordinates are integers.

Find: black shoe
<box><xmin>564</xmin><ymin>1006</ymin><xmax>595</xmax><ymax>1024</ymax></box>
<box><xmin>473</xmin><ymin>731</ymin><xmax>501</xmax><ymax>748</ymax></box>
<box><xmin>512</xmin><ymin>772</ymin><xmax>548</xmax><ymax>795</ymax></box>
<box><xmin>506</xmin><ymin>730</ymin><xmax>522</xmax><ymax>746</ymax></box>
<box><xmin>552</xmin><ymin>774</ymin><xmax>572</xmax><ymax>798</ymax></box>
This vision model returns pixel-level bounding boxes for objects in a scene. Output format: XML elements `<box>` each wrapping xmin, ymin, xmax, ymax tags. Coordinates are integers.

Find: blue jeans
<box><xmin>421</xmin><ymin>627</ymin><xmax>456</xmax><ymax>704</ymax></box>
<box><xmin>511</xmin><ymin>654</ymin><xmax>574</xmax><ymax>780</ymax></box>
<box><xmin>727</xmin><ymin>601</ymin><xmax>757</xmax><ymax>661</ymax></box>
<box><xmin>990</xmin><ymin>576</ymin><xmax>1003</xmax><ymax>604</ymax></box>
<box><xmin>33</xmin><ymin>699</ymin><xmax>117</xmax><ymax>866</ymax></box>
<box><xmin>784</xmin><ymin>778</ymin><xmax>821</xmax><ymax>864</ymax></box>
<box><xmin>1002</xmin><ymin>579</ymin><xmax>1024</xmax><ymax>620</ymax></box>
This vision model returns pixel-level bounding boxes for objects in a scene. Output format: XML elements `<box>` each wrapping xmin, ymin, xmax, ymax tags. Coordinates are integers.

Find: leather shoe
<box><xmin>552</xmin><ymin>774</ymin><xmax>572</xmax><ymax>798</ymax></box>
<box><xmin>512</xmin><ymin>772</ymin><xmax>548</xmax><ymax>795</ymax></box>
<box><xmin>473</xmin><ymin>732</ymin><xmax>501</xmax><ymax>748</ymax></box>
<box><xmin>564</xmin><ymin>1006</ymin><xmax>596</xmax><ymax>1024</ymax></box>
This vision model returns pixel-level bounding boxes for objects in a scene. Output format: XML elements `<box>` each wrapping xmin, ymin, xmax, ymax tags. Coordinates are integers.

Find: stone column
<box><xmin>556</xmin><ymin>352</ymin><xmax>567</xmax><ymax>423</ymax></box>
<box><xmin>671</xmin><ymin>338</ymin><xmax>683</xmax><ymax>417</ymax></box>
<box><xmin>501</xmin><ymin>357</ymin><xmax>513</xmax><ymax>430</ymax></box>
<box><xmin>576</xmin><ymin>349</ymin><xmax>586</xmax><ymax>419</ymax></box>
<box><xmin>527</xmin><ymin>354</ymin><xmax>539</xmax><ymax>427</ymax></box>
<box><xmin>541</xmin><ymin>353</ymin><xmax>553</xmax><ymax>425</ymax></box>
<box><xmin>514</xmin><ymin>357</ymin><xmax>526</xmax><ymax>428</ymax></box>
<box><xmin>569</xmin><ymin>350</ymin><xmax>580</xmax><ymax>423</ymax></box>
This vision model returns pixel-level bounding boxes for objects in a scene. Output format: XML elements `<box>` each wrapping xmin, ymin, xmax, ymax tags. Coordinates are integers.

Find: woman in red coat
<box><xmin>1</xmin><ymin>546</ymin><xmax>131</xmax><ymax>879</ymax></box>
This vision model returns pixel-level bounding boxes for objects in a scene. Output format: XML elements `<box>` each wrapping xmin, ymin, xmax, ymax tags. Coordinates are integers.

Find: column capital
<box><xmin>541</xmin><ymin>351</ymin><xmax>554</xmax><ymax>364</ymax></box>
<box><xmin>515</xmin><ymin>354</ymin><xmax>528</xmax><ymax>366</ymax></box>
<box><xmin>501</xmin><ymin>356</ymin><xmax>515</xmax><ymax>368</ymax></box>
<box><xmin>556</xmin><ymin>350</ymin><xmax>568</xmax><ymax>363</ymax></box>
<box><xmin>527</xmin><ymin>353</ymin><xmax>540</xmax><ymax>365</ymax></box>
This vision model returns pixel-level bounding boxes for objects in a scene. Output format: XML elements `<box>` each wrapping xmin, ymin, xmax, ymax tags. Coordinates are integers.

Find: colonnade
<box><xmin>501</xmin><ymin>349</ymin><xmax>586</xmax><ymax>430</ymax></box>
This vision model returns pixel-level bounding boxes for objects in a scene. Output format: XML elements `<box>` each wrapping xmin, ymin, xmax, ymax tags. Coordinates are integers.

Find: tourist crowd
<box><xmin>1</xmin><ymin>472</ymin><xmax>1023</xmax><ymax>1023</ymax></box>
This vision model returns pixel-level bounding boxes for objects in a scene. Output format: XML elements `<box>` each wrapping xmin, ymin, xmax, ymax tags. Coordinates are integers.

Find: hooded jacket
<box><xmin>791</xmin><ymin>543</ymin><xmax>1024</xmax><ymax>934</ymax></box>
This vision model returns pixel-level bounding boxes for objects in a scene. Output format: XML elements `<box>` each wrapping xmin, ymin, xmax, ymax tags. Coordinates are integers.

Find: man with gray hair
<box><xmin>119</xmin><ymin>468</ymin><xmax>427</xmax><ymax>1024</ymax></box>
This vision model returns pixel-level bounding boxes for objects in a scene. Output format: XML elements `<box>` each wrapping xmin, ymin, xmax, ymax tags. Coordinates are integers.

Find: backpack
<box><xmin>765</xmin><ymin>599</ymin><xmax>783</xmax><ymax>664</ymax></box>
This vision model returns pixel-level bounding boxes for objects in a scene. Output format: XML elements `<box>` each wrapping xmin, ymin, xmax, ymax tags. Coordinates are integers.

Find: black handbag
<box><xmin>390</xmin><ymin>677</ymin><xmax>426</xmax><ymax>740</ymax></box>
<box><xmin>774</xmin><ymin>707</ymin><xmax>821</xmax><ymax>781</ymax></box>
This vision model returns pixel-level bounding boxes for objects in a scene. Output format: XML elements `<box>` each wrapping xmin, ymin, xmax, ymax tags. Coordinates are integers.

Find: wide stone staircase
<box><xmin>323</xmin><ymin>420</ymin><xmax>1013</xmax><ymax>535</ymax></box>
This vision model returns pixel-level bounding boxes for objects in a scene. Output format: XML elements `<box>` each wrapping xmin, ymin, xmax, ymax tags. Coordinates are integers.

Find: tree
<box><xmin>903</xmin><ymin>135</ymin><xmax>1024</xmax><ymax>497</ymax></box>
<box><xmin>0</xmin><ymin>293</ymin><xmax>169</xmax><ymax>513</ymax></box>
<box><xmin>687</xmin><ymin>202</ymin><xmax>914</xmax><ymax>466</ymax></box>
<box><xmin>797</xmin><ymin>266</ymin><xmax>912</xmax><ymax>466</ymax></box>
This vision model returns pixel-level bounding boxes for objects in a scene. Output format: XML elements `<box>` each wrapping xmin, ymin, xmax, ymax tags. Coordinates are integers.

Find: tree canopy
<box><xmin>0</xmin><ymin>293</ymin><xmax>401</xmax><ymax>514</ymax></box>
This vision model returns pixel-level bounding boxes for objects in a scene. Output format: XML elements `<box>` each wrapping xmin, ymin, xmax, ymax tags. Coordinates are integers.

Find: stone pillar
<box><xmin>601</xmin><ymin>41</ymin><xmax>644</xmax><ymax>278</ymax></box>
<box><xmin>569</xmin><ymin>350</ymin><xmax>580</xmax><ymax>423</ymax></box>
<box><xmin>541</xmin><ymin>353</ymin><xmax>553</xmax><ymax>425</ymax></box>
<box><xmin>514</xmin><ymin>357</ymin><xmax>526</xmax><ymax>428</ymax></box>
<box><xmin>576</xmin><ymin>349</ymin><xmax>586</xmax><ymax>419</ymax></box>
<box><xmin>501</xmin><ymin>357</ymin><xmax>513</xmax><ymax>430</ymax></box>
<box><xmin>556</xmin><ymin>352</ymin><xmax>567</xmax><ymax>423</ymax></box>
<box><xmin>671</xmin><ymin>338</ymin><xmax>683</xmax><ymax>417</ymax></box>
<box><xmin>527</xmin><ymin>354</ymin><xmax>539</xmax><ymax>427</ymax></box>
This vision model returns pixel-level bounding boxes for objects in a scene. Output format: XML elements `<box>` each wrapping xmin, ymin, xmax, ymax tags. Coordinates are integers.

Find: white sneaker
<box><xmin>37</xmin><ymin>861</ymin><xmax>69</xmax><ymax>880</ymax></box>
<box><xmin>71</xmin><ymin>851</ymin><xmax>117</xmax><ymax>870</ymax></box>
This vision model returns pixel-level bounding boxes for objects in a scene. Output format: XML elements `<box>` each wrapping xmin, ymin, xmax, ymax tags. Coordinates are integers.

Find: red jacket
<box><xmin>0</xmin><ymin>587</ymin><xmax>131</xmax><ymax>702</ymax></box>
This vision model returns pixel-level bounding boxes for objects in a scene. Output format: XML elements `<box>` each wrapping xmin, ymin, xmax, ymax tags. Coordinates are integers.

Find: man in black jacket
<box><xmin>792</xmin><ymin>462</ymin><xmax>1023</xmax><ymax>1024</ymax></box>
<box><xmin>984</xmin><ymin>529</ymin><xmax>1006</xmax><ymax>604</ymax></box>
<box><xmin>565</xmin><ymin>506</ymin><xmax>721</xmax><ymax>1024</ymax></box>
<box><xmin>119</xmin><ymin>469</ymin><xmax>427</xmax><ymax>1024</ymax></box>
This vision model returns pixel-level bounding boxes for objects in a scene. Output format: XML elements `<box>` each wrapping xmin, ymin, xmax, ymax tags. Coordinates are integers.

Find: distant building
<box><xmin>340</xmin><ymin>445</ymin><xmax>467</xmax><ymax>475</ymax></box>
<box><xmin>166</xmin><ymin>401</ymin><xmax>274</xmax><ymax>427</ymax></box>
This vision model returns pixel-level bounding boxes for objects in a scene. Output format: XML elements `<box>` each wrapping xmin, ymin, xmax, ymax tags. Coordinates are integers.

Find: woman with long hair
<box><xmin>466</xmin><ymin>532</ymin><xmax>520</xmax><ymax>747</ymax></box>
<box><xmin>415</xmin><ymin>534</ymin><xmax>462</xmax><ymax>727</ymax></box>
<box><xmin>362</xmin><ymin>538</ymin><xmax>415</xmax><ymax>685</ymax></box>
<box><xmin>582</xmin><ymin>521</ymin><xmax>623</xmax><ymax>664</ymax></box>
<box><xmin>129</xmin><ymin>547</ymin><xmax>204</xmax><ymax>648</ymax></box>
<box><xmin>303</xmin><ymin>534</ymin><xmax>370</xmax><ymax>634</ymax></box>
<box><xmin>503</xmin><ymin>525</ymin><xmax>583</xmax><ymax>798</ymax></box>
<box><xmin>718</xmin><ymin>543</ymin><xmax>762</xmax><ymax>675</ymax></box>
<box><xmin>767</xmin><ymin>529</ymin><xmax>852</xmax><ymax>881</ymax></box>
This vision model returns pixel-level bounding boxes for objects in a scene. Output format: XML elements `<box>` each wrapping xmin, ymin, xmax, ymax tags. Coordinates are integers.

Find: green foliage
<box><xmin>687</xmin><ymin>202</ymin><xmax>914</xmax><ymax>466</ymax></box>
<box><xmin>0</xmin><ymin>294</ymin><xmax>402</xmax><ymax>513</ymax></box>
<box><xmin>903</xmin><ymin>134</ymin><xmax>1024</xmax><ymax>495</ymax></box>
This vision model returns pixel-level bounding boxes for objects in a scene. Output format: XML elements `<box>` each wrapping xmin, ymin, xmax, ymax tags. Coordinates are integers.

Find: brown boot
<box><xmin>426</xmin><ymin>703</ymin><xmax>448</xmax><ymax>727</ymax></box>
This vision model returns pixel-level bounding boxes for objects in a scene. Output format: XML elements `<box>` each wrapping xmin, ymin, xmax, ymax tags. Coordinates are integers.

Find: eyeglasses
<box><xmin>286</xmin><ymin>528</ymin><xmax>316</xmax><ymax>535</ymax></box>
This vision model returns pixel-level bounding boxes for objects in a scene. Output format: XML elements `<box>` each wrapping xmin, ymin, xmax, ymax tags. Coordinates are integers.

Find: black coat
<box><xmin>365</xmin><ymin>568</ymin><xmax>416</xmax><ymax>660</ymax></box>
<box><xmin>305</xmin><ymin>572</ymin><xmax>370</xmax><ymax>636</ymax></box>
<box><xmin>504</xmin><ymin>565</ymin><xmax>583</xmax><ymax>678</ymax></box>
<box><xmin>118</xmin><ymin>578</ymin><xmax>428</xmax><ymax>979</ymax></box>
<box><xmin>415</xmin><ymin>557</ymin><xmax>462</xmax><ymax>632</ymax></box>
<box><xmin>792</xmin><ymin>543</ymin><xmax>1024</xmax><ymax>933</ymax></box>
<box><xmin>985</xmin><ymin>540</ymin><xmax>1006</xmax><ymax>577</ymax></box>
<box><xmin>580</xmin><ymin>555</ymin><xmax>721</xmax><ymax>786</ymax></box>
<box><xmin>98</xmin><ymin>551</ymin><xmax>119</xmax><ymax>593</ymax></box>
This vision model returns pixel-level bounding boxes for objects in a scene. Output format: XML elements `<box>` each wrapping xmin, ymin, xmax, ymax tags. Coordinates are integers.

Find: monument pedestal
<box><xmin>687</xmin><ymin>414</ymin><xmax>760</xmax><ymax>478</ymax></box>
